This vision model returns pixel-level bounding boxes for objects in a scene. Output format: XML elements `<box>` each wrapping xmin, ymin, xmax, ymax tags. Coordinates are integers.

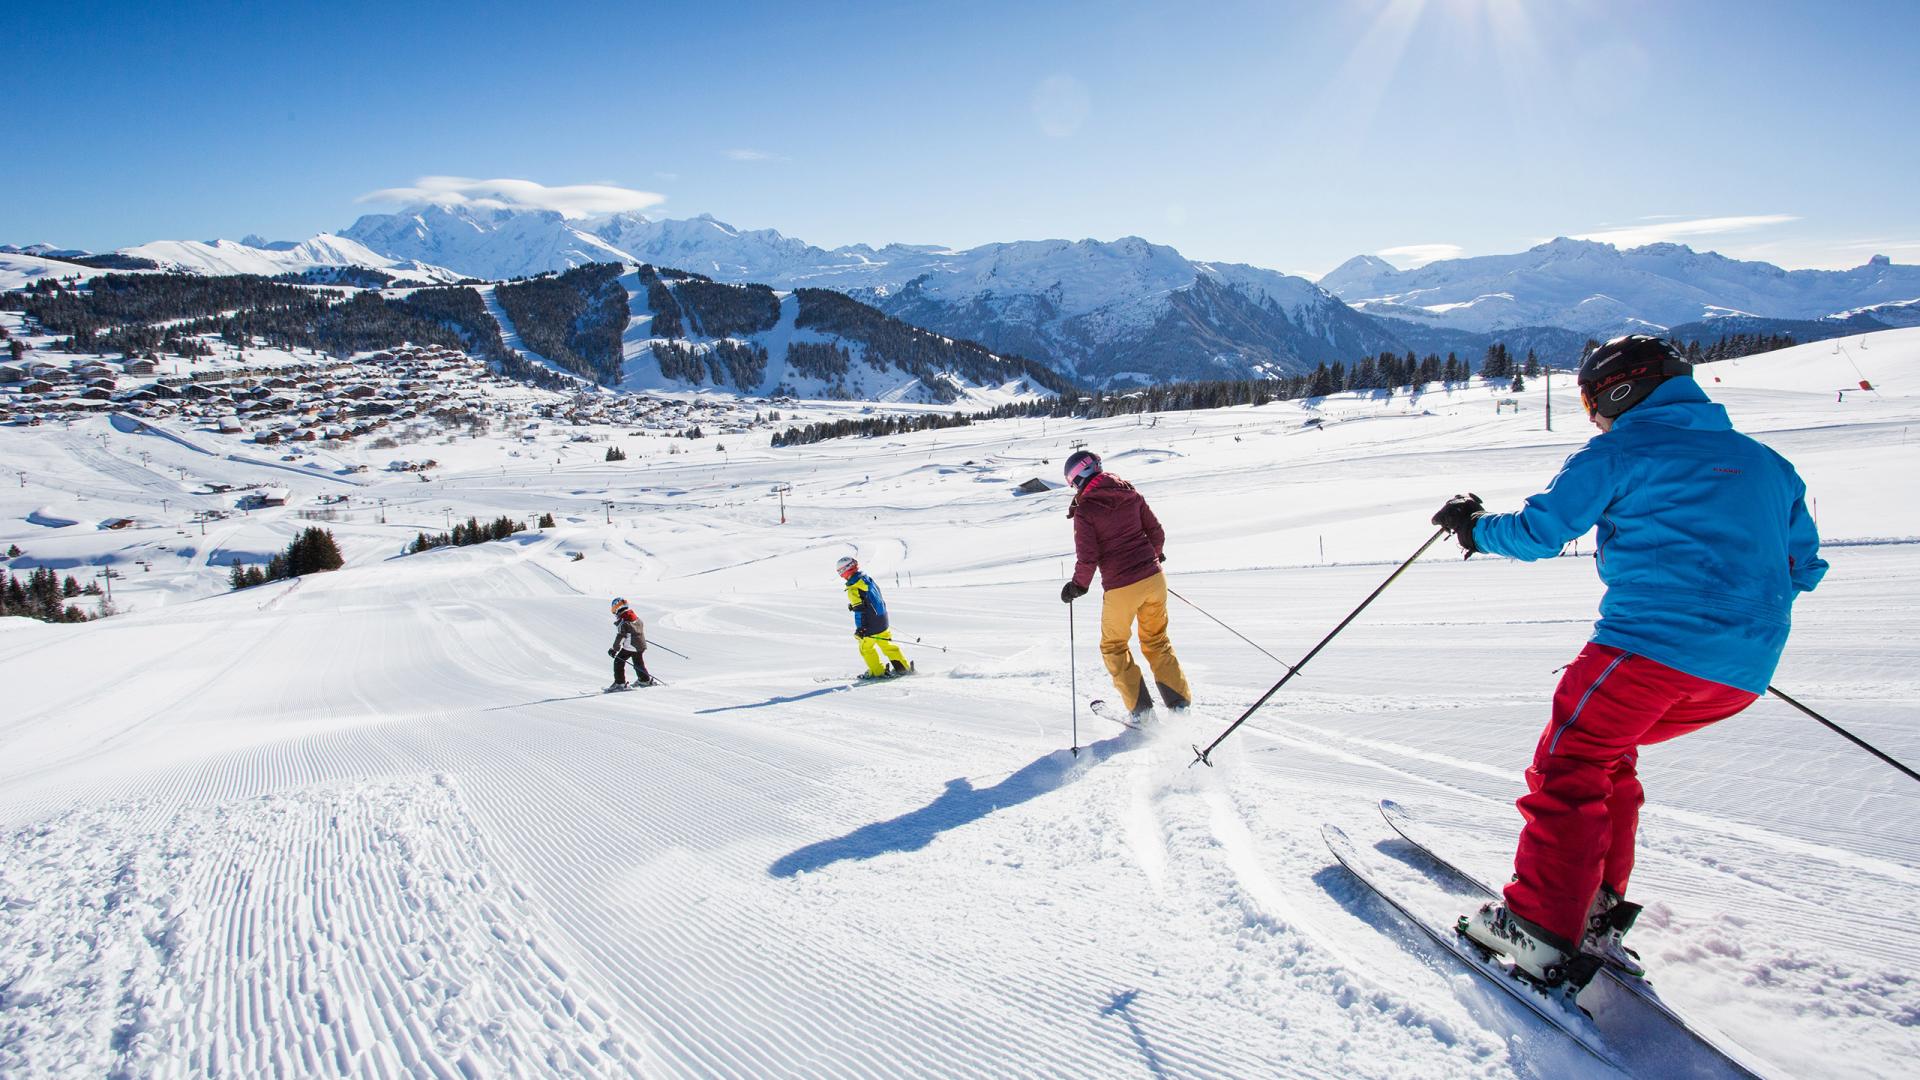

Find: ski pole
<box><xmin>898</xmin><ymin>636</ymin><xmax>948</xmax><ymax>654</ymax></box>
<box><xmin>1168</xmin><ymin>586</ymin><xmax>1298</xmax><ymax>675</ymax></box>
<box><xmin>1769</xmin><ymin>685</ymin><xmax>1919</xmax><ymax>785</ymax></box>
<box><xmin>649</xmin><ymin>641</ymin><xmax>690</xmax><ymax>660</ymax></box>
<box><xmin>1069</xmin><ymin>603</ymin><xmax>1080</xmax><ymax>757</ymax></box>
<box><xmin>1193</xmin><ymin>527</ymin><xmax>1447</xmax><ymax>767</ymax></box>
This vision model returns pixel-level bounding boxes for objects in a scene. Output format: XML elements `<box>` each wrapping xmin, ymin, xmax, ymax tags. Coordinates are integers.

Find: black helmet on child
<box><xmin>1577</xmin><ymin>335</ymin><xmax>1691</xmax><ymax>419</ymax></box>
<box><xmin>1063</xmin><ymin>450</ymin><xmax>1103</xmax><ymax>489</ymax></box>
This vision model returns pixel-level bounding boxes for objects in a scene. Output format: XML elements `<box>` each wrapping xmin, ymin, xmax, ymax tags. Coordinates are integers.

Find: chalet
<box><xmin>103</xmin><ymin>518</ymin><xmax>137</xmax><ymax>530</ymax></box>
<box><xmin>0</xmin><ymin>364</ymin><xmax>25</xmax><ymax>382</ymax></box>
<box><xmin>122</xmin><ymin>359</ymin><xmax>158</xmax><ymax>376</ymax></box>
<box><xmin>256</xmin><ymin>487</ymin><xmax>290</xmax><ymax>507</ymax></box>
<box><xmin>217</xmin><ymin>415</ymin><xmax>245</xmax><ymax>433</ymax></box>
<box><xmin>21</xmin><ymin>380</ymin><xmax>54</xmax><ymax>395</ymax></box>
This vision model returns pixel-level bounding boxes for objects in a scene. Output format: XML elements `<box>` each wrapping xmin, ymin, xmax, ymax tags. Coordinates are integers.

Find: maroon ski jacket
<box><xmin>1069</xmin><ymin>473</ymin><xmax>1165</xmax><ymax>591</ymax></box>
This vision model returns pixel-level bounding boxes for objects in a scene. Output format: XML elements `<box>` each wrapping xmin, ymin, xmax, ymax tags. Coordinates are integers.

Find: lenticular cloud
<box><xmin>358</xmin><ymin>176</ymin><xmax>666</xmax><ymax>219</ymax></box>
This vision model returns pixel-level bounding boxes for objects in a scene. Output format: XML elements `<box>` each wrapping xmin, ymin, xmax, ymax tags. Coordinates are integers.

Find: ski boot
<box><xmin>856</xmin><ymin>670</ymin><xmax>889</xmax><ymax>682</ymax></box>
<box><xmin>1157</xmin><ymin>682</ymin><xmax>1190</xmax><ymax>714</ymax></box>
<box><xmin>886</xmin><ymin>660</ymin><xmax>913</xmax><ymax>677</ymax></box>
<box><xmin>1460</xmin><ymin>902</ymin><xmax>1599</xmax><ymax>992</ymax></box>
<box><xmin>604</xmin><ymin>682</ymin><xmax>632</xmax><ymax>693</ymax></box>
<box><xmin>1582</xmin><ymin>886</ymin><xmax>1646</xmax><ymax>977</ymax></box>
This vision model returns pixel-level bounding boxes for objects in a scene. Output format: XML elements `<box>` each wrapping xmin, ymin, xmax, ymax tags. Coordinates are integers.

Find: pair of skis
<box><xmin>1328</xmin><ymin>801</ymin><xmax>1765</xmax><ymax>1078</ymax></box>
<box><xmin>816</xmin><ymin>662</ymin><xmax>917</xmax><ymax>686</ymax></box>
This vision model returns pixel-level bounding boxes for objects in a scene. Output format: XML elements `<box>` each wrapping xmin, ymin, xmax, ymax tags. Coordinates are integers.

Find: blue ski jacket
<box><xmin>1472</xmin><ymin>376</ymin><xmax>1826</xmax><ymax>693</ymax></box>
<box><xmin>844</xmin><ymin>571</ymin><xmax>890</xmax><ymax>637</ymax></box>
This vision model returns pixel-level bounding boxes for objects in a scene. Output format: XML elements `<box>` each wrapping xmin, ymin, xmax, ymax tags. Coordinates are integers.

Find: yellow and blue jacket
<box><xmin>844</xmin><ymin>571</ymin><xmax>890</xmax><ymax>637</ymax></box>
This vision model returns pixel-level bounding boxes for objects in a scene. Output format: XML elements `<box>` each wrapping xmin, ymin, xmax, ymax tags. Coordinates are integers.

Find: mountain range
<box><xmin>22</xmin><ymin>207</ymin><xmax>1919</xmax><ymax>389</ymax></box>
<box><xmin>1319</xmin><ymin>238</ymin><xmax>1920</xmax><ymax>335</ymax></box>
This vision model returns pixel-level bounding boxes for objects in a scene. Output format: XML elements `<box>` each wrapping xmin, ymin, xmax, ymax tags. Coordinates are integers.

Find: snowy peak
<box><xmin>1320</xmin><ymin>239</ymin><xmax>1920</xmax><ymax>335</ymax></box>
<box><xmin>119</xmin><ymin>234</ymin><xmax>464</xmax><ymax>283</ymax></box>
<box><xmin>1316</xmin><ymin>254</ymin><xmax>1400</xmax><ymax>296</ymax></box>
<box><xmin>341</xmin><ymin>204</ymin><xmax>631</xmax><ymax>281</ymax></box>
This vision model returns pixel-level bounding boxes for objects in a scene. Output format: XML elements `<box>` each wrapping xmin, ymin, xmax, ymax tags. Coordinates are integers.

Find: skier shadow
<box><xmin>482</xmin><ymin>691</ymin><xmax>605</xmax><ymax>712</ymax></box>
<box><xmin>1101</xmin><ymin>989</ymin><xmax>1169</xmax><ymax>1078</ymax></box>
<box><xmin>768</xmin><ymin>727</ymin><xmax>1146</xmax><ymax>878</ymax></box>
<box><xmin>696</xmin><ymin>685</ymin><xmax>847</xmax><ymax>714</ymax></box>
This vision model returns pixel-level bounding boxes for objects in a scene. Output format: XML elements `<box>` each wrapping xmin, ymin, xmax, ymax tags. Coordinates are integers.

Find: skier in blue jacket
<box><xmin>838</xmin><ymin>556</ymin><xmax>911</xmax><ymax>679</ymax></box>
<box><xmin>1431</xmin><ymin>334</ymin><xmax>1827</xmax><ymax>990</ymax></box>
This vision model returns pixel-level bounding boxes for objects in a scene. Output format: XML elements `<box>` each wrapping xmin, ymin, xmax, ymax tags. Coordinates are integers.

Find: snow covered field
<box><xmin>2</xmin><ymin>331</ymin><xmax>1916</xmax><ymax>1078</ymax></box>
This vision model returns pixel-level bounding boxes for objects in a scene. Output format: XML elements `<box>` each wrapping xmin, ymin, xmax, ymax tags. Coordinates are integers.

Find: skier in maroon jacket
<box><xmin>1059</xmin><ymin>450</ymin><xmax>1192</xmax><ymax>718</ymax></box>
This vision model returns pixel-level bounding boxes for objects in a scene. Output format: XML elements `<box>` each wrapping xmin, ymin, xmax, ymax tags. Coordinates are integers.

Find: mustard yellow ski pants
<box><xmin>1100</xmin><ymin>572</ymin><xmax>1191</xmax><ymax>713</ymax></box>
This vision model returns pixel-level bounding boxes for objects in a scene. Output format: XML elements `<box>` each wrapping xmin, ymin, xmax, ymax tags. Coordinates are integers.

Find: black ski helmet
<box><xmin>1577</xmin><ymin>335</ymin><xmax>1691</xmax><ymax>419</ymax></box>
<box><xmin>1063</xmin><ymin>450</ymin><xmax>1102</xmax><ymax>489</ymax></box>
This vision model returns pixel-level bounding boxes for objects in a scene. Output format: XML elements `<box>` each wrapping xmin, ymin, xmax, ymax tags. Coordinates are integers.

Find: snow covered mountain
<box><xmin>340</xmin><ymin>205</ymin><xmax>631</xmax><ymax>282</ymax></box>
<box><xmin>119</xmin><ymin>234</ymin><xmax>464</xmax><ymax>284</ymax></box>
<box><xmin>1320</xmin><ymin>239</ymin><xmax>1920</xmax><ymax>336</ymax></box>
<box><xmin>104</xmin><ymin>204</ymin><xmax>1920</xmax><ymax>384</ymax></box>
<box><xmin>488</xmin><ymin>262</ymin><xmax>1067</xmax><ymax>405</ymax></box>
<box><xmin>344</xmin><ymin>206</ymin><xmax>1401</xmax><ymax>385</ymax></box>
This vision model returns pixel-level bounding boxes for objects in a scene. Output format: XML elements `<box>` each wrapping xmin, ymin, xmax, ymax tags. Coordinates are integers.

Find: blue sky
<box><xmin>5</xmin><ymin>0</ymin><xmax>1916</xmax><ymax>275</ymax></box>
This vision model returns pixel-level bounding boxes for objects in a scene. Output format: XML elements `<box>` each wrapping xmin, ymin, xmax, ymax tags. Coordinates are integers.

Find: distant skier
<box><xmin>1431</xmin><ymin>335</ymin><xmax>1827</xmax><ymax>989</ymax></box>
<box><xmin>838</xmin><ymin>556</ymin><xmax>911</xmax><ymax>680</ymax></box>
<box><xmin>607</xmin><ymin>597</ymin><xmax>653</xmax><ymax>690</ymax></box>
<box><xmin>1059</xmin><ymin>450</ymin><xmax>1191</xmax><ymax>718</ymax></box>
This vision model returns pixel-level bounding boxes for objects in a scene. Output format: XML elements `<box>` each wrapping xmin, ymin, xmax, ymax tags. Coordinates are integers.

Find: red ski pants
<box><xmin>1504</xmin><ymin>643</ymin><xmax>1757</xmax><ymax>947</ymax></box>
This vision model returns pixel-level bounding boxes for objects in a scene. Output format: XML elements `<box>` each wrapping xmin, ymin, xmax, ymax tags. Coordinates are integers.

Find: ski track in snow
<box><xmin>0</xmin><ymin>774</ymin><xmax>647</xmax><ymax>1079</ymax></box>
<box><xmin>3</xmin><ymin>330</ymin><xmax>1919</xmax><ymax>1077</ymax></box>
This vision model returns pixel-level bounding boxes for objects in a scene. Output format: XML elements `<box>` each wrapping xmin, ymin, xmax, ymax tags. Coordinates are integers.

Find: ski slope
<box><xmin>2</xmin><ymin>332</ymin><xmax>1917</xmax><ymax>1078</ymax></box>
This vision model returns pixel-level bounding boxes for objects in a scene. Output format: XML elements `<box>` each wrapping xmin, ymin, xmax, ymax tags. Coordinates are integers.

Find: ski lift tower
<box><xmin>771</xmin><ymin>482</ymin><xmax>792</xmax><ymax>524</ymax></box>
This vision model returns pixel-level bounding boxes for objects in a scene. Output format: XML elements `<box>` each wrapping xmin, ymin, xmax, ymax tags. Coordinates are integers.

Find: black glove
<box><xmin>853</xmin><ymin>627</ymin><xmax>865</xmax><ymax>639</ymax></box>
<box><xmin>1431</xmin><ymin>493</ymin><xmax>1484</xmax><ymax>554</ymax></box>
<box><xmin>1061</xmin><ymin>581</ymin><xmax>1088</xmax><ymax>604</ymax></box>
<box><xmin>848</xmin><ymin>603</ymin><xmax>860</xmax><ymax>611</ymax></box>
<box><xmin>607</xmin><ymin>647</ymin><xmax>618</xmax><ymax>658</ymax></box>
<box><xmin>1156</xmin><ymin>552</ymin><xmax>1166</xmax><ymax>564</ymax></box>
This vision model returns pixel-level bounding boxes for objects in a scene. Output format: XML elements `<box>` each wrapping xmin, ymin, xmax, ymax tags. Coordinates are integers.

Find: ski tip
<box><xmin>1380</xmin><ymin>798</ymin><xmax>1405</xmax><ymax>816</ymax></box>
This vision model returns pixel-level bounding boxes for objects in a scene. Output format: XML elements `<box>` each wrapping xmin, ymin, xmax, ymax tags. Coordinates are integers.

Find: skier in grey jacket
<box><xmin>608</xmin><ymin>597</ymin><xmax>652</xmax><ymax>689</ymax></box>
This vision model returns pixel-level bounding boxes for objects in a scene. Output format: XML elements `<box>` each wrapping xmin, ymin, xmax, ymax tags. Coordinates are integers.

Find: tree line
<box><xmin>2</xmin><ymin>272</ymin><xmax>579</xmax><ymax>390</ymax></box>
<box><xmin>407</xmin><ymin>515</ymin><xmax>535</xmax><ymax>554</ymax></box>
<box><xmin>0</xmin><ymin>564</ymin><xmax>101</xmax><ymax>623</ymax></box>
<box><xmin>496</xmin><ymin>264</ymin><xmax>629</xmax><ymax>384</ymax></box>
<box><xmin>227</xmin><ymin>527</ymin><xmax>345</xmax><ymax>589</ymax></box>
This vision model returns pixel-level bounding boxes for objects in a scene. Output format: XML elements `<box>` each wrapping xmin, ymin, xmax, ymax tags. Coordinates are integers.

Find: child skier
<box><xmin>838</xmin><ymin>556</ymin><xmax>911</xmax><ymax>680</ymax></box>
<box><xmin>1430</xmin><ymin>334</ymin><xmax>1826</xmax><ymax>990</ymax></box>
<box><xmin>1059</xmin><ymin>449</ymin><xmax>1192</xmax><ymax>718</ymax></box>
<box><xmin>607</xmin><ymin>596</ymin><xmax>653</xmax><ymax>690</ymax></box>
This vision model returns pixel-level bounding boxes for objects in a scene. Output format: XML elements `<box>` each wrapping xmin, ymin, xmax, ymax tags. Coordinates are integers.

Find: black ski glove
<box><xmin>1431</xmin><ymin>493</ymin><xmax>1484</xmax><ymax>554</ymax></box>
<box><xmin>1061</xmin><ymin>581</ymin><xmax>1088</xmax><ymax>604</ymax></box>
<box><xmin>853</xmin><ymin>627</ymin><xmax>865</xmax><ymax>639</ymax></box>
<box><xmin>607</xmin><ymin>647</ymin><xmax>618</xmax><ymax>658</ymax></box>
<box><xmin>848</xmin><ymin>603</ymin><xmax>860</xmax><ymax>611</ymax></box>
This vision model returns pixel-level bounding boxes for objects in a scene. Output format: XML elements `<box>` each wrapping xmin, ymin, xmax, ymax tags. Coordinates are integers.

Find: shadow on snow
<box><xmin>695</xmin><ymin>685</ymin><xmax>852</xmax><ymax>714</ymax></box>
<box><xmin>768</xmin><ymin>727</ymin><xmax>1145</xmax><ymax>878</ymax></box>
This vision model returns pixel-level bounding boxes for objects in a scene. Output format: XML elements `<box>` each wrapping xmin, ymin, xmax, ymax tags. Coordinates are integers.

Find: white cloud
<box><xmin>1378</xmin><ymin>243</ymin><xmax>1464</xmax><ymax>268</ymax></box>
<box><xmin>725</xmin><ymin>148</ymin><xmax>786</xmax><ymax>162</ymax></box>
<box><xmin>1572</xmin><ymin>214</ymin><xmax>1798</xmax><ymax>249</ymax></box>
<box><xmin>357</xmin><ymin>177</ymin><xmax>665</xmax><ymax>219</ymax></box>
